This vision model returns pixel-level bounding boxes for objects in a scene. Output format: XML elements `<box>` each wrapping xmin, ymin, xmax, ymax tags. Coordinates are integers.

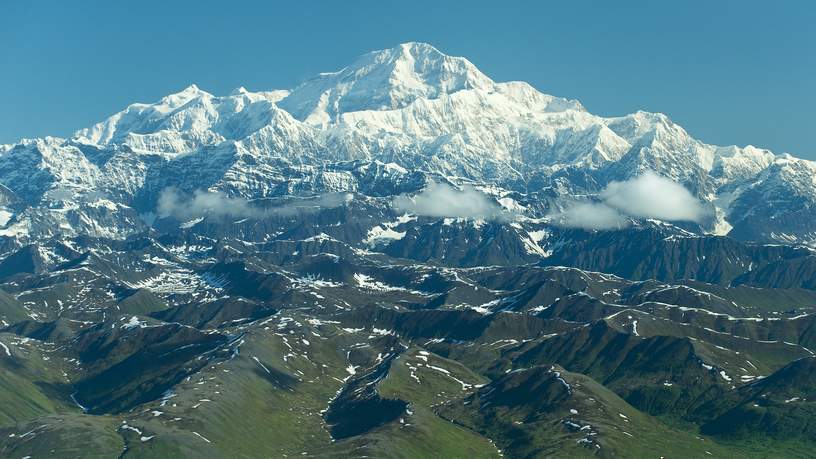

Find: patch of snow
<box><xmin>180</xmin><ymin>217</ymin><xmax>205</xmax><ymax>228</ymax></box>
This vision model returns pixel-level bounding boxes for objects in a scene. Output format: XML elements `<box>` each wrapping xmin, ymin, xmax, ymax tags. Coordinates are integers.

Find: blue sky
<box><xmin>2</xmin><ymin>0</ymin><xmax>814</xmax><ymax>158</ymax></box>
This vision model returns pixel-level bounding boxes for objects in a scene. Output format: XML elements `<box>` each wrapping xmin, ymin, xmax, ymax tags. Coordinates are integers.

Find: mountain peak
<box><xmin>158</xmin><ymin>84</ymin><xmax>210</xmax><ymax>107</ymax></box>
<box><xmin>278</xmin><ymin>42</ymin><xmax>495</xmax><ymax>124</ymax></box>
<box><xmin>72</xmin><ymin>83</ymin><xmax>214</xmax><ymax>147</ymax></box>
<box><xmin>389</xmin><ymin>41</ymin><xmax>444</xmax><ymax>57</ymax></box>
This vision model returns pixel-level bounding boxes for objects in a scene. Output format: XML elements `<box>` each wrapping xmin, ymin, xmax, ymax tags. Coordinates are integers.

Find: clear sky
<box><xmin>2</xmin><ymin>0</ymin><xmax>814</xmax><ymax>158</ymax></box>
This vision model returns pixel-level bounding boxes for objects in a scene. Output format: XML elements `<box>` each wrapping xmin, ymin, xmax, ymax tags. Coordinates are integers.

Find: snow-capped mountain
<box><xmin>0</xmin><ymin>42</ymin><xmax>814</xmax><ymax>246</ymax></box>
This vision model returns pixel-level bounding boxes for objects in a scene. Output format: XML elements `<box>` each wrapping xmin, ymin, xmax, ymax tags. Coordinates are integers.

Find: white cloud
<box><xmin>157</xmin><ymin>188</ymin><xmax>352</xmax><ymax>221</ymax></box>
<box><xmin>393</xmin><ymin>182</ymin><xmax>507</xmax><ymax>220</ymax></box>
<box><xmin>601</xmin><ymin>171</ymin><xmax>708</xmax><ymax>222</ymax></box>
<box><xmin>549</xmin><ymin>171</ymin><xmax>709</xmax><ymax>230</ymax></box>
<box><xmin>158</xmin><ymin>188</ymin><xmax>255</xmax><ymax>220</ymax></box>
<box><xmin>549</xmin><ymin>202</ymin><xmax>630</xmax><ymax>230</ymax></box>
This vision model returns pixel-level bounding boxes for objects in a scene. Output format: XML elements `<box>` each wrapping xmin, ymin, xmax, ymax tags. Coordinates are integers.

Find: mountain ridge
<box><xmin>0</xmin><ymin>42</ymin><xmax>815</xmax><ymax>248</ymax></box>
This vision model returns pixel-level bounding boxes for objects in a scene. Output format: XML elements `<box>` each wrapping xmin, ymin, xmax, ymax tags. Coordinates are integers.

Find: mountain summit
<box><xmin>278</xmin><ymin>42</ymin><xmax>495</xmax><ymax>124</ymax></box>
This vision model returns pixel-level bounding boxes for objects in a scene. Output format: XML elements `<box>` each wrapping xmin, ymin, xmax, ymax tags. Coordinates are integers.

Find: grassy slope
<box><xmin>371</xmin><ymin>346</ymin><xmax>501</xmax><ymax>458</ymax></box>
<box><xmin>0</xmin><ymin>314</ymin><xmax>813</xmax><ymax>458</ymax></box>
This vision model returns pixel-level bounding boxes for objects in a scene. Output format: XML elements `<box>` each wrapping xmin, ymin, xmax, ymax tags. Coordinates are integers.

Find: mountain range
<box><xmin>0</xmin><ymin>43</ymin><xmax>814</xmax><ymax>458</ymax></box>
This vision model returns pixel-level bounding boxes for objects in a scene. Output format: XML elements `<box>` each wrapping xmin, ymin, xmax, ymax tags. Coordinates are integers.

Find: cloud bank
<box><xmin>550</xmin><ymin>202</ymin><xmax>630</xmax><ymax>230</ymax></box>
<box><xmin>157</xmin><ymin>188</ymin><xmax>352</xmax><ymax>221</ymax></box>
<box><xmin>393</xmin><ymin>182</ymin><xmax>507</xmax><ymax>220</ymax></box>
<box><xmin>550</xmin><ymin>171</ymin><xmax>709</xmax><ymax>230</ymax></box>
<box><xmin>600</xmin><ymin>172</ymin><xmax>707</xmax><ymax>222</ymax></box>
<box><xmin>158</xmin><ymin>189</ymin><xmax>256</xmax><ymax>220</ymax></box>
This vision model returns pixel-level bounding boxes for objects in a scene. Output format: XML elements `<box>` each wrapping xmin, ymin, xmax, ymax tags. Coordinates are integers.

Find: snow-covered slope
<box><xmin>0</xmin><ymin>42</ymin><xmax>814</xmax><ymax>246</ymax></box>
<box><xmin>74</xmin><ymin>85</ymin><xmax>294</xmax><ymax>156</ymax></box>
